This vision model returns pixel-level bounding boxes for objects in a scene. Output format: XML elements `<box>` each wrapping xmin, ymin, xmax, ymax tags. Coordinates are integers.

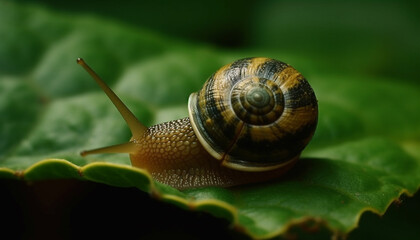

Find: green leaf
<box><xmin>1</xmin><ymin>1</ymin><xmax>419</xmax><ymax>239</ymax></box>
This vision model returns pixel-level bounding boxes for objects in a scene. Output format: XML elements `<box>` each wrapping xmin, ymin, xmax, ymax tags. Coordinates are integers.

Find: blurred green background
<box><xmin>16</xmin><ymin>0</ymin><xmax>420</xmax><ymax>82</ymax></box>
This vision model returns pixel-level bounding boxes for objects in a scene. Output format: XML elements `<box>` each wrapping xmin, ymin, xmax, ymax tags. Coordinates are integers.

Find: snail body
<box><xmin>78</xmin><ymin>57</ymin><xmax>318</xmax><ymax>189</ymax></box>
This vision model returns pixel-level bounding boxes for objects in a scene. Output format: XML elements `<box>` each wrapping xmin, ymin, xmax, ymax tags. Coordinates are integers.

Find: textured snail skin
<box><xmin>130</xmin><ymin>118</ymin><xmax>297</xmax><ymax>189</ymax></box>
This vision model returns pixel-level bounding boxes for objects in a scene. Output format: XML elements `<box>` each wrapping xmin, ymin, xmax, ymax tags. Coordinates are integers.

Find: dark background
<box><xmin>2</xmin><ymin>179</ymin><xmax>420</xmax><ymax>239</ymax></box>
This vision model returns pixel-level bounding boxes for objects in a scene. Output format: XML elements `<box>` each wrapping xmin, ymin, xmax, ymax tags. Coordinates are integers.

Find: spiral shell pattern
<box><xmin>188</xmin><ymin>57</ymin><xmax>318</xmax><ymax>171</ymax></box>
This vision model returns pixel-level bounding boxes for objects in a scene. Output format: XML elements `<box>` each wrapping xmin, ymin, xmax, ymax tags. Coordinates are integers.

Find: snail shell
<box><xmin>189</xmin><ymin>57</ymin><xmax>318</xmax><ymax>172</ymax></box>
<box><xmin>78</xmin><ymin>57</ymin><xmax>318</xmax><ymax>189</ymax></box>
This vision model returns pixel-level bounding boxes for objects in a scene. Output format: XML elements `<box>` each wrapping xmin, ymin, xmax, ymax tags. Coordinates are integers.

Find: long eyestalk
<box><xmin>77</xmin><ymin>58</ymin><xmax>145</xmax><ymax>156</ymax></box>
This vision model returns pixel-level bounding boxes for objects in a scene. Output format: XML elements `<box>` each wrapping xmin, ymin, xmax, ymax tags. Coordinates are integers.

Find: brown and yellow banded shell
<box><xmin>188</xmin><ymin>57</ymin><xmax>318</xmax><ymax>171</ymax></box>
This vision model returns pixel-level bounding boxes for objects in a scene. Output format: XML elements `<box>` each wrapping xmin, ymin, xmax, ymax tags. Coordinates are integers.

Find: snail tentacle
<box><xmin>77</xmin><ymin>58</ymin><xmax>147</xmax><ymax>139</ymax></box>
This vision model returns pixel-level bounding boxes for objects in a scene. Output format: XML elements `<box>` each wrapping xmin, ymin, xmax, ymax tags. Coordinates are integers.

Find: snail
<box><xmin>78</xmin><ymin>57</ymin><xmax>318</xmax><ymax>189</ymax></box>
